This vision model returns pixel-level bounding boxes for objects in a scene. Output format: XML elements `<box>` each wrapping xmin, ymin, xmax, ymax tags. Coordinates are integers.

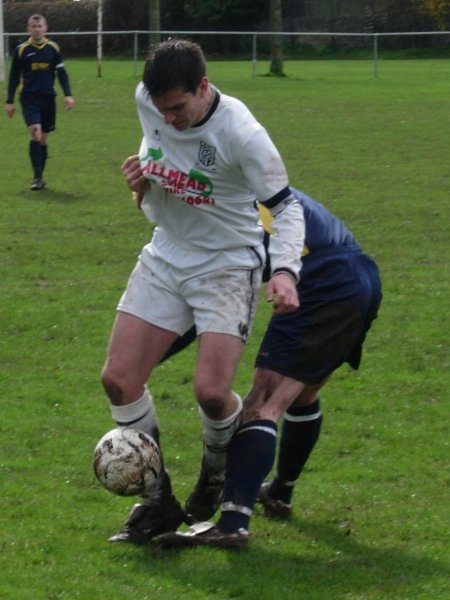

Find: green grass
<box><xmin>0</xmin><ymin>59</ymin><xmax>449</xmax><ymax>599</ymax></box>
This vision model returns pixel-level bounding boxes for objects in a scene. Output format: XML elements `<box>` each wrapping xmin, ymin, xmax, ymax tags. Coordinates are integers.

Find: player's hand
<box><xmin>266</xmin><ymin>272</ymin><xmax>299</xmax><ymax>314</ymax></box>
<box><xmin>64</xmin><ymin>96</ymin><xmax>74</xmax><ymax>111</ymax></box>
<box><xmin>122</xmin><ymin>155</ymin><xmax>150</xmax><ymax>196</ymax></box>
<box><xmin>132</xmin><ymin>191</ymin><xmax>145</xmax><ymax>209</ymax></box>
<box><xmin>5</xmin><ymin>104</ymin><xmax>15</xmax><ymax>118</ymax></box>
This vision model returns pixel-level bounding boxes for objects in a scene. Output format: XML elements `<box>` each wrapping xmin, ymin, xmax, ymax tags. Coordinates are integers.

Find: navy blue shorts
<box><xmin>20</xmin><ymin>93</ymin><xmax>56</xmax><ymax>132</ymax></box>
<box><xmin>255</xmin><ymin>247</ymin><xmax>382</xmax><ymax>385</ymax></box>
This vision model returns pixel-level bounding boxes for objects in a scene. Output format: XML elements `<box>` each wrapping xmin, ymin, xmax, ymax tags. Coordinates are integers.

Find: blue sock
<box><xmin>41</xmin><ymin>144</ymin><xmax>48</xmax><ymax>175</ymax></box>
<box><xmin>217</xmin><ymin>420</ymin><xmax>277</xmax><ymax>533</ymax></box>
<box><xmin>29</xmin><ymin>141</ymin><xmax>42</xmax><ymax>178</ymax></box>
<box><xmin>270</xmin><ymin>399</ymin><xmax>323</xmax><ymax>504</ymax></box>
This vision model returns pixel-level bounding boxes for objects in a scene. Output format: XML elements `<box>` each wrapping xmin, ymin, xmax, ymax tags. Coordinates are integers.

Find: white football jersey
<box><xmin>135</xmin><ymin>82</ymin><xmax>303</xmax><ymax>274</ymax></box>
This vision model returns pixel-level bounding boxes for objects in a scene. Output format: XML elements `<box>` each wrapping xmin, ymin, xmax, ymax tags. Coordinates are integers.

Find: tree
<box><xmin>149</xmin><ymin>0</ymin><xmax>160</xmax><ymax>47</ymax></box>
<box><xmin>269</xmin><ymin>0</ymin><xmax>284</xmax><ymax>76</ymax></box>
<box><xmin>420</xmin><ymin>0</ymin><xmax>450</xmax><ymax>30</ymax></box>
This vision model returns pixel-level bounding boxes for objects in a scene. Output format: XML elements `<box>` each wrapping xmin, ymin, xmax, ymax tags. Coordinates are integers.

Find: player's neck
<box><xmin>202</xmin><ymin>86</ymin><xmax>216</xmax><ymax>120</ymax></box>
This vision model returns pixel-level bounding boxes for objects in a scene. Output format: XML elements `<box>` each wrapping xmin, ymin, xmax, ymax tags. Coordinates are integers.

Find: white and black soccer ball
<box><xmin>93</xmin><ymin>427</ymin><xmax>162</xmax><ymax>496</ymax></box>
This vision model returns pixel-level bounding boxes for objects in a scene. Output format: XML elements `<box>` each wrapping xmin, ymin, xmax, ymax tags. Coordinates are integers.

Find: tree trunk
<box><xmin>149</xmin><ymin>0</ymin><xmax>160</xmax><ymax>48</ymax></box>
<box><xmin>269</xmin><ymin>0</ymin><xmax>284</xmax><ymax>76</ymax></box>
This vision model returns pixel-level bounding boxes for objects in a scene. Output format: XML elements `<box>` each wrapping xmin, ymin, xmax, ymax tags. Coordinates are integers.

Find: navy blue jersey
<box><xmin>7</xmin><ymin>36</ymin><xmax>71</xmax><ymax>103</ymax></box>
<box><xmin>257</xmin><ymin>188</ymin><xmax>382</xmax><ymax>384</ymax></box>
<box><xmin>293</xmin><ymin>189</ymin><xmax>358</xmax><ymax>254</ymax></box>
<box><xmin>260</xmin><ymin>188</ymin><xmax>359</xmax><ymax>282</ymax></box>
<box><xmin>162</xmin><ymin>188</ymin><xmax>381</xmax><ymax>383</ymax></box>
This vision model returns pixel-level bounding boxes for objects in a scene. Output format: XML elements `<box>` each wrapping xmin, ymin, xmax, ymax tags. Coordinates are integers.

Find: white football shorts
<box><xmin>117</xmin><ymin>258</ymin><xmax>262</xmax><ymax>342</ymax></box>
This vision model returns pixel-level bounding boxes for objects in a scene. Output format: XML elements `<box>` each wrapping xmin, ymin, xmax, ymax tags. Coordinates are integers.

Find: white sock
<box><xmin>109</xmin><ymin>387</ymin><xmax>160</xmax><ymax>443</ymax></box>
<box><xmin>199</xmin><ymin>392</ymin><xmax>243</xmax><ymax>473</ymax></box>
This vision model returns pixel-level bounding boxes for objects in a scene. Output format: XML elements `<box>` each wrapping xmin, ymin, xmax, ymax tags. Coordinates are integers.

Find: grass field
<box><xmin>0</xmin><ymin>59</ymin><xmax>449</xmax><ymax>599</ymax></box>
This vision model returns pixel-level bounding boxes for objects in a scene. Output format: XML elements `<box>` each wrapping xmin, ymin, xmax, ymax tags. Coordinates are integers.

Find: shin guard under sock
<box><xmin>29</xmin><ymin>141</ymin><xmax>43</xmax><ymax>178</ymax></box>
<box><xmin>41</xmin><ymin>144</ymin><xmax>48</xmax><ymax>175</ymax></box>
<box><xmin>270</xmin><ymin>399</ymin><xmax>323</xmax><ymax>504</ymax></box>
<box><xmin>218</xmin><ymin>420</ymin><xmax>277</xmax><ymax>533</ymax></box>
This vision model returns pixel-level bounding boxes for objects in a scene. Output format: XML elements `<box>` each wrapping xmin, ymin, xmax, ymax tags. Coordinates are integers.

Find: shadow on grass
<box><xmin>18</xmin><ymin>187</ymin><xmax>86</xmax><ymax>203</ymax></box>
<box><xmin>127</xmin><ymin>515</ymin><xmax>449</xmax><ymax>598</ymax></box>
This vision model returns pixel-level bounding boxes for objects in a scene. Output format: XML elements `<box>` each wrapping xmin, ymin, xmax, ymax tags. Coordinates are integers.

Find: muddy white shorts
<box><xmin>117</xmin><ymin>258</ymin><xmax>263</xmax><ymax>342</ymax></box>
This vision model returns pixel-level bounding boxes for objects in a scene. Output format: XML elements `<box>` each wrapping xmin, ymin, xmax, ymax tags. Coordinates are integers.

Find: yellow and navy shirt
<box><xmin>260</xmin><ymin>189</ymin><xmax>357</xmax><ymax>255</ymax></box>
<box><xmin>7</xmin><ymin>36</ymin><xmax>71</xmax><ymax>102</ymax></box>
<box><xmin>260</xmin><ymin>188</ymin><xmax>360</xmax><ymax>282</ymax></box>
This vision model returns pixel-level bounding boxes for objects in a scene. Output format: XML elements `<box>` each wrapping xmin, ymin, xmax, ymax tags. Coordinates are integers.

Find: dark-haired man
<box><xmin>101</xmin><ymin>38</ymin><xmax>303</xmax><ymax>544</ymax></box>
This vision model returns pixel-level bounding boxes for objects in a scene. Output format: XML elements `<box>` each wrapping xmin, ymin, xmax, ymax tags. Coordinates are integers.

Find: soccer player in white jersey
<box><xmin>100</xmin><ymin>38</ymin><xmax>304</xmax><ymax>544</ymax></box>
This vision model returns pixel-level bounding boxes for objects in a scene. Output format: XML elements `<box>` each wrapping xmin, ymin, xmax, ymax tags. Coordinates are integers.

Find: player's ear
<box><xmin>199</xmin><ymin>77</ymin><xmax>209</xmax><ymax>96</ymax></box>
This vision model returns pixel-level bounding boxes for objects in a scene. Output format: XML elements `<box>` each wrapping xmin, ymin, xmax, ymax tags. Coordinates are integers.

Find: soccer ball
<box><xmin>93</xmin><ymin>427</ymin><xmax>162</xmax><ymax>496</ymax></box>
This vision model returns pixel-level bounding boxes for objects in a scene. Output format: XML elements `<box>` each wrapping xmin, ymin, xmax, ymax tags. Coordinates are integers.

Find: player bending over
<box><xmin>158</xmin><ymin>188</ymin><xmax>382</xmax><ymax>549</ymax></box>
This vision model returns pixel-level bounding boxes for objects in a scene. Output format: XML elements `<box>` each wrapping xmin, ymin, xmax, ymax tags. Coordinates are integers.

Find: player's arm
<box><xmin>122</xmin><ymin>154</ymin><xmax>150</xmax><ymax>208</ymax></box>
<box><xmin>260</xmin><ymin>189</ymin><xmax>304</xmax><ymax>314</ymax></box>
<box><xmin>239</xmin><ymin>126</ymin><xmax>304</xmax><ymax>283</ymax></box>
<box><xmin>240</xmin><ymin>128</ymin><xmax>304</xmax><ymax>313</ymax></box>
<box><xmin>56</xmin><ymin>62</ymin><xmax>74</xmax><ymax>110</ymax></box>
<box><xmin>5</xmin><ymin>50</ymin><xmax>21</xmax><ymax>118</ymax></box>
<box><xmin>260</xmin><ymin>188</ymin><xmax>304</xmax><ymax>283</ymax></box>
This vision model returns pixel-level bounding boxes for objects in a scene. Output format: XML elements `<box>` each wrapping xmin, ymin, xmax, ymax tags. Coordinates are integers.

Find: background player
<box><xmin>5</xmin><ymin>14</ymin><xmax>74</xmax><ymax>190</ymax></box>
<box><xmin>158</xmin><ymin>188</ymin><xmax>382</xmax><ymax>549</ymax></box>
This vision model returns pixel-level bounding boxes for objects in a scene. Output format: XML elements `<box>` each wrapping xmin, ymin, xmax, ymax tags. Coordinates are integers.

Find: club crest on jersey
<box><xmin>198</xmin><ymin>141</ymin><xmax>216</xmax><ymax>167</ymax></box>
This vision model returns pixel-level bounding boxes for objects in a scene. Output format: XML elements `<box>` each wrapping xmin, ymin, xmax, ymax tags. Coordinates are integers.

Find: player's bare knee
<box><xmin>101</xmin><ymin>377</ymin><xmax>123</xmax><ymax>404</ymax></box>
<box><xmin>100</xmin><ymin>366</ymin><xmax>128</xmax><ymax>404</ymax></box>
<box><xmin>29</xmin><ymin>125</ymin><xmax>41</xmax><ymax>141</ymax></box>
<box><xmin>291</xmin><ymin>384</ymin><xmax>321</xmax><ymax>407</ymax></box>
<box><xmin>194</xmin><ymin>378</ymin><xmax>222</xmax><ymax>402</ymax></box>
<box><xmin>196</xmin><ymin>395</ymin><xmax>228</xmax><ymax>420</ymax></box>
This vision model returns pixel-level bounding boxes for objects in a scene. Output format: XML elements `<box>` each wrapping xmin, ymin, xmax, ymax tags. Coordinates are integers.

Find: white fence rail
<box><xmin>2</xmin><ymin>29</ymin><xmax>450</xmax><ymax>79</ymax></box>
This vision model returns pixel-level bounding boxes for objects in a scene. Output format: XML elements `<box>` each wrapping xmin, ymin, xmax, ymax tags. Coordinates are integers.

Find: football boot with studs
<box><xmin>158</xmin><ymin>521</ymin><xmax>249</xmax><ymax>550</ymax></box>
<box><xmin>31</xmin><ymin>178</ymin><xmax>46</xmax><ymax>190</ymax></box>
<box><xmin>256</xmin><ymin>480</ymin><xmax>292</xmax><ymax>519</ymax></box>
<box><xmin>109</xmin><ymin>470</ymin><xmax>186</xmax><ymax>544</ymax></box>
<box><xmin>184</xmin><ymin>461</ymin><xmax>225</xmax><ymax>523</ymax></box>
